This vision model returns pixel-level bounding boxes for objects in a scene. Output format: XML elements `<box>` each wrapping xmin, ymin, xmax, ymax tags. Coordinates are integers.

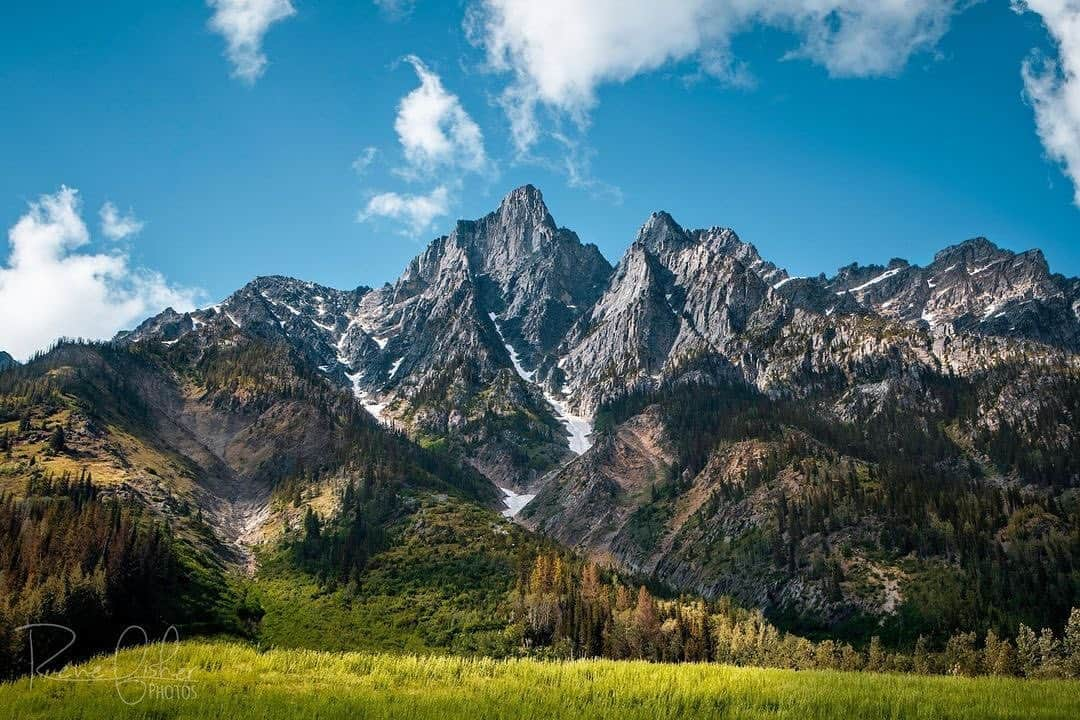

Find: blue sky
<box><xmin>2</xmin><ymin>1</ymin><xmax>1080</xmax><ymax>358</ymax></box>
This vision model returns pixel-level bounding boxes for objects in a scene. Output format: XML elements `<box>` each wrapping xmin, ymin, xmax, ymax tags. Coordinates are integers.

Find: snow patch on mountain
<box><xmin>839</xmin><ymin>267</ymin><xmax>903</xmax><ymax>295</ymax></box>
<box><xmin>489</xmin><ymin>312</ymin><xmax>536</xmax><ymax>382</ymax></box>
<box><xmin>543</xmin><ymin>391</ymin><xmax>594</xmax><ymax>455</ymax></box>
<box><xmin>489</xmin><ymin>311</ymin><xmax>593</xmax><ymax>454</ymax></box>
<box><xmin>361</xmin><ymin>394</ymin><xmax>388</xmax><ymax>422</ymax></box>
<box><xmin>499</xmin><ymin>487</ymin><xmax>535</xmax><ymax>518</ymax></box>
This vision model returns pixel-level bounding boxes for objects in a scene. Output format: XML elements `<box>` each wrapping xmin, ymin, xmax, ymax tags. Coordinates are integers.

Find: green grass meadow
<box><xmin>1</xmin><ymin>641</ymin><xmax>1077</xmax><ymax>720</ymax></box>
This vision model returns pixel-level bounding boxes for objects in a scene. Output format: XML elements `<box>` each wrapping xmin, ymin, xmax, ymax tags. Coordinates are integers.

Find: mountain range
<box><xmin>2</xmin><ymin>184</ymin><xmax>1078</xmax><ymax>646</ymax></box>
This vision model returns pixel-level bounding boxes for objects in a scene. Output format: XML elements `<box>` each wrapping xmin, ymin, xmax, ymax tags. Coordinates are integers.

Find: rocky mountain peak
<box><xmin>111</xmin><ymin>184</ymin><xmax>1080</xmax><ymax>495</ymax></box>
<box><xmin>495</xmin><ymin>184</ymin><xmax>553</xmax><ymax>230</ymax></box>
<box><xmin>636</xmin><ymin>211</ymin><xmax>689</xmax><ymax>257</ymax></box>
<box><xmin>468</xmin><ymin>184</ymin><xmax>564</xmax><ymax>267</ymax></box>
<box><xmin>0</xmin><ymin>351</ymin><xmax>17</xmax><ymax>370</ymax></box>
<box><xmin>931</xmin><ymin>236</ymin><xmax>1003</xmax><ymax>267</ymax></box>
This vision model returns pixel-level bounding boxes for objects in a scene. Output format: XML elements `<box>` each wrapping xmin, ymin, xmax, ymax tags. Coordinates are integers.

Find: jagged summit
<box><xmin>931</xmin><ymin>236</ymin><xmax>1002</xmax><ymax>265</ymax></box>
<box><xmin>117</xmin><ymin>185</ymin><xmax>1080</xmax><ymax>482</ymax></box>
<box><xmin>65</xmin><ymin>184</ymin><xmax>1080</xmax><ymax>645</ymax></box>
<box><xmin>495</xmin><ymin>184</ymin><xmax>552</xmax><ymax>224</ymax></box>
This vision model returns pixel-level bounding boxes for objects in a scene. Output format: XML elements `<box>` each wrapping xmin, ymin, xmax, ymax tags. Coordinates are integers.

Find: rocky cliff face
<box><xmin>116</xmin><ymin>188</ymin><xmax>1080</xmax><ymax>618</ymax></box>
<box><xmin>120</xmin><ymin>187</ymin><xmax>613</xmax><ymax>488</ymax></box>
<box><xmin>0</xmin><ymin>352</ymin><xmax>16</xmax><ymax>371</ymax></box>
<box><xmin>552</xmin><ymin>213</ymin><xmax>794</xmax><ymax>415</ymax></box>
<box><xmin>774</xmin><ymin>237</ymin><xmax>1080</xmax><ymax>350</ymax></box>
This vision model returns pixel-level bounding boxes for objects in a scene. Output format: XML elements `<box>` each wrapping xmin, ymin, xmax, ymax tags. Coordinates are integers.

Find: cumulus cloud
<box><xmin>357</xmin><ymin>185</ymin><xmax>450</xmax><ymax>234</ymax></box>
<box><xmin>0</xmin><ymin>187</ymin><xmax>201</xmax><ymax>361</ymax></box>
<box><xmin>1016</xmin><ymin>1</ymin><xmax>1080</xmax><ymax>205</ymax></box>
<box><xmin>358</xmin><ymin>58</ymin><xmax>487</xmax><ymax>235</ymax></box>
<box><xmin>208</xmin><ymin>0</ymin><xmax>297</xmax><ymax>83</ymax></box>
<box><xmin>395</xmin><ymin>56</ymin><xmax>488</xmax><ymax>177</ymax></box>
<box><xmin>468</xmin><ymin>0</ymin><xmax>961</xmax><ymax>152</ymax></box>
<box><xmin>99</xmin><ymin>201</ymin><xmax>145</xmax><ymax>240</ymax></box>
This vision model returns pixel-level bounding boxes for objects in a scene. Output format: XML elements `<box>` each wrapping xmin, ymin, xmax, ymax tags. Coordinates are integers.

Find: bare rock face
<box><xmin>554</xmin><ymin>212</ymin><xmax>790</xmax><ymax>415</ymax></box>
<box><xmin>118</xmin><ymin>184</ymin><xmax>1079</xmax><ymax>506</ymax></box>
<box><xmin>344</xmin><ymin>186</ymin><xmax>610</xmax><ymax>469</ymax></box>
<box><xmin>111</xmin><ymin>184</ymin><xmax>1080</xmax><ymax>631</ymax></box>
<box><xmin>118</xmin><ymin>190</ymin><xmax>1080</xmax><ymax>463</ymax></box>
<box><xmin>466</xmin><ymin>184</ymin><xmax>612</xmax><ymax>362</ymax></box>
<box><xmin>775</xmin><ymin>237</ymin><xmax>1080</xmax><ymax>350</ymax></box>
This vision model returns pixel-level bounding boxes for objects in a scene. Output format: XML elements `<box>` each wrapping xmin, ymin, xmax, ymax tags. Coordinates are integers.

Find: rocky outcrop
<box><xmin>103</xmin><ymin>183</ymin><xmax>1080</xmax><ymax>628</ymax></box>
<box><xmin>776</xmin><ymin>237</ymin><xmax>1080</xmax><ymax>350</ymax></box>
<box><xmin>117</xmin><ymin>186</ymin><xmax>1080</xmax><ymax>504</ymax></box>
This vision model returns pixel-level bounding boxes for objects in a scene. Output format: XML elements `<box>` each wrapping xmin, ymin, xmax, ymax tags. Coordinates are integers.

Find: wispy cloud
<box><xmin>374</xmin><ymin>0</ymin><xmax>417</xmax><ymax>21</ymax></box>
<box><xmin>352</xmin><ymin>147</ymin><xmax>379</xmax><ymax>175</ymax></box>
<box><xmin>208</xmin><ymin>0</ymin><xmax>297</xmax><ymax>83</ymax></box>
<box><xmin>1015</xmin><ymin>0</ymin><xmax>1080</xmax><ymax>205</ymax></box>
<box><xmin>551</xmin><ymin>132</ymin><xmax>623</xmax><ymax>204</ymax></box>
<box><xmin>99</xmin><ymin>201</ymin><xmax>145</xmax><ymax>240</ymax></box>
<box><xmin>358</xmin><ymin>185</ymin><xmax>451</xmax><ymax>235</ymax></box>
<box><xmin>0</xmin><ymin>187</ymin><xmax>201</xmax><ymax>360</ymax></box>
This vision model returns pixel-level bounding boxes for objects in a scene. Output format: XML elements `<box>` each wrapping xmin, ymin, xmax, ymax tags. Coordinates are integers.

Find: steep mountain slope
<box><xmin>0</xmin><ymin>352</ymin><xmax>16</xmax><ymax>371</ymax></box>
<box><xmin>525</xmin><ymin>351</ymin><xmax>1080</xmax><ymax>643</ymax></box>
<box><xmin>125</xmin><ymin>187</ymin><xmax>612</xmax><ymax>488</ymax></box>
<box><xmin>0</xmin><ymin>335</ymin><xmax>530</xmax><ymax>676</ymax></box>
<box><xmin>347</xmin><ymin>186</ymin><xmax>611</xmax><ymax>476</ymax></box>
<box><xmin>84</xmin><ymin>183</ymin><xmax>1080</xmax><ymax>645</ymax></box>
<box><xmin>0</xmin><ymin>336</ymin><xmax>495</xmax><ymax>560</ymax></box>
<box><xmin>554</xmin><ymin>213</ymin><xmax>790</xmax><ymax>414</ymax></box>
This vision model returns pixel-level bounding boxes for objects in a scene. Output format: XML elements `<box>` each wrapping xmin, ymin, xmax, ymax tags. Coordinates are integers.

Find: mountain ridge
<box><xmin>0</xmin><ymin>183</ymin><xmax>1073</xmax><ymax>652</ymax></box>
<box><xmin>118</xmin><ymin>185</ymin><xmax>1080</xmax><ymax>463</ymax></box>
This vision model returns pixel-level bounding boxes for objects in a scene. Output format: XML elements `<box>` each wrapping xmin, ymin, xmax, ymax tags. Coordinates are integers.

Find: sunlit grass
<box><xmin>1</xmin><ymin>640</ymin><xmax>1077</xmax><ymax>719</ymax></box>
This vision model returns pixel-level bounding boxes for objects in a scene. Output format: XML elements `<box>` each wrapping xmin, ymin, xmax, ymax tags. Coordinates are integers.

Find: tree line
<box><xmin>513</xmin><ymin>551</ymin><xmax>1080</xmax><ymax>678</ymax></box>
<box><xmin>0</xmin><ymin>473</ymin><xmax>242</xmax><ymax>680</ymax></box>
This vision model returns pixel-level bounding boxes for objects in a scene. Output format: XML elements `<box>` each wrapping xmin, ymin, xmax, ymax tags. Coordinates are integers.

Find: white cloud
<box><xmin>395</xmin><ymin>56</ymin><xmax>488</xmax><ymax>176</ymax></box>
<box><xmin>0</xmin><ymin>187</ymin><xmax>201</xmax><ymax>361</ymax></box>
<box><xmin>1016</xmin><ymin>1</ymin><xmax>1080</xmax><ymax>205</ymax></box>
<box><xmin>352</xmin><ymin>147</ymin><xmax>379</xmax><ymax>175</ymax></box>
<box><xmin>99</xmin><ymin>201</ymin><xmax>145</xmax><ymax>240</ymax></box>
<box><xmin>208</xmin><ymin>0</ymin><xmax>297</xmax><ymax>83</ymax></box>
<box><xmin>358</xmin><ymin>186</ymin><xmax>450</xmax><ymax>234</ymax></box>
<box><xmin>357</xmin><ymin>58</ymin><xmax>486</xmax><ymax>235</ymax></box>
<box><xmin>374</xmin><ymin>0</ymin><xmax>417</xmax><ymax>21</ymax></box>
<box><xmin>469</xmin><ymin>0</ymin><xmax>960</xmax><ymax>152</ymax></box>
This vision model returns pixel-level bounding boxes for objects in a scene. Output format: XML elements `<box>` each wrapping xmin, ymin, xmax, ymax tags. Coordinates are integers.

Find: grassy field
<box><xmin>1</xmin><ymin>641</ymin><xmax>1077</xmax><ymax>720</ymax></box>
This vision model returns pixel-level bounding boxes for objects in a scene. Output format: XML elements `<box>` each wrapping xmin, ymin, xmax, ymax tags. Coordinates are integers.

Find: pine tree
<box><xmin>867</xmin><ymin>636</ymin><xmax>886</xmax><ymax>672</ymax></box>
<box><xmin>1037</xmin><ymin>627</ymin><xmax>1063</xmax><ymax>678</ymax></box>
<box><xmin>630</xmin><ymin>586</ymin><xmax>659</xmax><ymax>659</ymax></box>
<box><xmin>48</xmin><ymin>425</ymin><xmax>66</xmax><ymax>453</ymax></box>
